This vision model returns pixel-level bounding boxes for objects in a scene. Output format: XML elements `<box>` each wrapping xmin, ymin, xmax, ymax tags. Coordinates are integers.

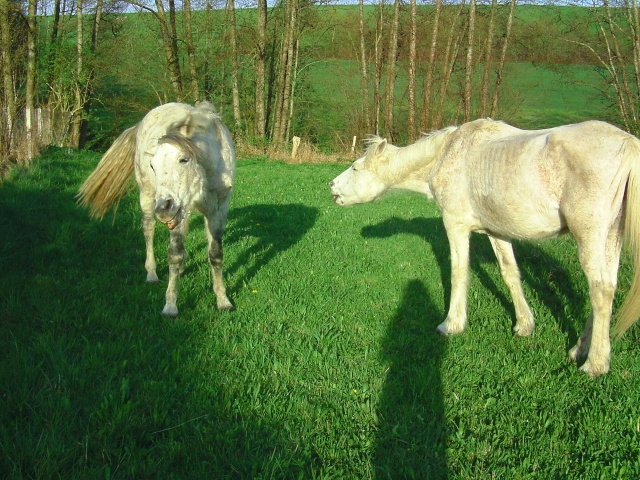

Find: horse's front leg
<box><xmin>140</xmin><ymin>192</ymin><xmax>158</xmax><ymax>283</ymax></box>
<box><xmin>162</xmin><ymin>226</ymin><xmax>186</xmax><ymax>317</ymax></box>
<box><xmin>437</xmin><ymin>223</ymin><xmax>470</xmax><ymax>335</ymax></box>
<box><xmin>488</xmin><ymin>236</ymin><xmax>535</xmax><ymax>336</ymax></box>
<box><xmin>205</xmin><ymin>209</ymin><xmax>233</xmax><ymax>311</ymax></box>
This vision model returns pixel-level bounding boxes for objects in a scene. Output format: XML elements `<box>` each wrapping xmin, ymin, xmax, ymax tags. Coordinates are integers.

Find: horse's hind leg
<box><xmin>489</xmin><ymin>236</ymin><xmax>535</xmax><ymax>336</ymax></box>
<box><xmin>140</xmin><ymin>192</ymin><xmax>159</xmax><ymax>283</ymax></box>
<box><xmin>570</xmin><ymin>222</ymin><xmax>622</xmax><ymax>377</ymax></box>
<box><xmin>205</xmin><ymin>207</ymin><xmax>233</xmax><ymax>311</ymax></box>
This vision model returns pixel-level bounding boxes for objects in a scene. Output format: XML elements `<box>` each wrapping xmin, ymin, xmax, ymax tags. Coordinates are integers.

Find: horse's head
<box><xmin>329</xmin><ymin>136</ymin><xmax>393</xmax><ymax>206</ymax></box>
<box><xmin>151</xmin><ymin>128</ymin><xmax>208</xmax><ymax>230</ymax></box>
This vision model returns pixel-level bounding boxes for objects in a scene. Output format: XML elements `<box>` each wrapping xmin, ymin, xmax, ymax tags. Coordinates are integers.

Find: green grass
<box><xmin>2</xmin><ymin>149</ymin><xmax>640</xmax><ymax>479</ymax></box>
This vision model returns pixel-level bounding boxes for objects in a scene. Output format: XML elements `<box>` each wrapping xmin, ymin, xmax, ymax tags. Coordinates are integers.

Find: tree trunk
<box><xmin>421</xmin><ymin>0</ymin><xmax>442</xmax><ymax>132</ymax></box>
<box><xmin>384</xmin><ymin>0</ymin><xmax>400</xmax><ymax>141</ymax></box>
<box><xmin>227</xmin><ymin>0</ymin><xmax>242</xmax><ymax>134</ymax></box>
<box><xmin>273</xmin><ymin>0</ymin><xmax>297</xmax><ymax>144</ymax></box>
<box><xmin>463</xmin><ymin>0</ymin><xmax>476</xmax><ymax>122</ymax></box>
<box><xmin>1</xmin><ymin>0</ymin><xmax>16</xmax><ymax>155</ymax></box>
<box><xmin>152</xmin><ymin>0</ymin><xmax>183</xmax><ymax>100</ymax></box>
<box><xmin>434</xmin><ymin>0</ymin><xmax>466</xmax><ymax>128</ymax></box>
<box><xmin>359</xmin><ymin>0</ymin><xmax>370</xmax><ymax>133</ymax></box>
<box><xmin>255</xmin><ymin>0</ymin><xmax>267</xmax><ymax>138</ymax></box>
<box><xmin>373</xmin><ymin>0</ymin><xmax>385</xmax><ymax>136</ymax></box>
<box><xmin>491</xmin><ymin>0</ymin><xmax>515</xmax><ymax>117</ymax></box>
<box><xmin>408</xmin><ymin>0</ymin><xmax>417</xmax><ymax>140</ymax></box>
<box><xmin>26</xmin><ymin>0</ymin><xmax>38</xmax><ymax>160</ymax></box>
<box><xmin>183</xmin><ymin>0</ymin><xmax>199</xmax><ymax>102</ymax></box>
<box><xmin>480</xmin><ymin>0</ymin><xmax>497</xmax><ymax>118</ymax></box>
<box><xmin>70</xmin><ymin>0</ymin><xmax>84</xmax><ymax>148</ymax></box>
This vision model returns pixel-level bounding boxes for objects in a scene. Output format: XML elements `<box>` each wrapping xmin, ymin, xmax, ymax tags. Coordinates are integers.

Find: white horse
<box><xmin>78</xmin><ymin>101</ymin><xmax>235</xmax><ymax>316</ymax></box>
<box><xmin>330</xmin><ymin>118</ymin><xmax>640</xmax><ymax>377</ymax></box>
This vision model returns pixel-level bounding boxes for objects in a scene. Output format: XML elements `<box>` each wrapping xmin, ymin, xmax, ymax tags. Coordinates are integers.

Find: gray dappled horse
<box><xmin>78</xmin><ymin>102</ymin><xmax>235</xmax><ymax>316</ymax></box>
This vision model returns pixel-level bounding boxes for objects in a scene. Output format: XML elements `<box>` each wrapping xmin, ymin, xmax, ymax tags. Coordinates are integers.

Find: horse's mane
<box><xmin>158</xmin><ymin>132</ymin><xmax>208</xmax><ymax>163</ymax></box>
<box><xmin>158</xmin><ymin>102</ymin><xmax>223</xmax><ymax>162</ymax></box>
<box><xmin>364</xmin><ymin>126</ymin><xmax>457</xmax><ymax>177</ymax></box>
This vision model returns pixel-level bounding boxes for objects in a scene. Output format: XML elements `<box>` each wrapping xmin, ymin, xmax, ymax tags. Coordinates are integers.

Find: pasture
<box><xmin>2</xmin><ymin>148</ymin><xmax>640</xmax><ymax>478</ymax></box>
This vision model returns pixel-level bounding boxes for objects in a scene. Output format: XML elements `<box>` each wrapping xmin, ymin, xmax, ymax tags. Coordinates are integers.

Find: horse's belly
<box><xmin>475</xmin><ymin>200</ymin><xmax>565</xmax><ymax>241</ymax></box>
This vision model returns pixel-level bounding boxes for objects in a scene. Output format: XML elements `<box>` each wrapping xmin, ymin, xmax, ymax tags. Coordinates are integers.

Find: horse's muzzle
<box><xmin>155</xmin><ymin>196</ymin><xmax>181</xmax><ymax>229</ymax></box>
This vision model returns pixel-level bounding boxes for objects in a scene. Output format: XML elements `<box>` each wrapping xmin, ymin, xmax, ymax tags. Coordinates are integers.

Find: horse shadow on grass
<box><xmin>361</xmin><ymin>216</ymin><xmax>583</xmax><ymax>345</ymax></box>
<box><xmin>223</xmin><ymin>203</ymin><xmax>319</xmax><ymax>294</ymax></box>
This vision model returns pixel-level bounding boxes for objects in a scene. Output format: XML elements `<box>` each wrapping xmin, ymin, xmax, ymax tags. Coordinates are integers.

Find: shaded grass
<box><xmin>2</xmin><ymin>149</ymin><xmax>640</xmax><ymax>478</ymax></box>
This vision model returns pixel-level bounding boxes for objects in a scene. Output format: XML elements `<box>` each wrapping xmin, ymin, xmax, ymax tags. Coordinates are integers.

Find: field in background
<box><xmin>2</xmin><ymin>149</ymin><xmax>640</xmax><ymax>478</ymax></box>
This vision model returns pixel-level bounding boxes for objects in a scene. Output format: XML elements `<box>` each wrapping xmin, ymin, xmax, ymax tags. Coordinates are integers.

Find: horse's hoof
<box><xmin>217</xmin><ymin>300</ymin><xmax>235</xmax><ymax>312</ymax></box>
<box><xmin>436</xmin><ymin>320</ymin><xmax>465</xmax><ymax>336</ymax></box>
<box><xmin>147</xmin><ymin>272</ymin><xmax>159</xmax><ymax>283</ymax></box>
<box><xmin>579</xmin><ymin>359</ymin><xmax>609</xmax><ymax>378</ymax></box>
<box><xmin>513</xmin><ymin>321</ymin><xmax>534</xmax><ymax>337</ymax></box>
<box><xmin>162</xmin><ymin>305</ymin><xmax>179</xmax><ymax>317</ymax></box>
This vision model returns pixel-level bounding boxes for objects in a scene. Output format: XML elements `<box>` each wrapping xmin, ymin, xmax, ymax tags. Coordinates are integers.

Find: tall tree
<box><xmin>491</xmin><ymin>0</ymin><xmax>515</xmax><ymax>117</ymax></box>
<box><xmin>0</xmin><ymin>0</ymin><xmax>16</xmax><ymax>156</ymax></box>
<box><xmin>26</xmin><ymin>0</ymin><xmax>38</xmax><ymax>160</ymax></box>
<box><xmin>408</xmin><ymin>0</ymin><xmax>417</xmax><ymax>140</ymax></box>
<box><xmin>421</xmin><ymin>0</ymin><xmax>442</xmax><ymax>131</ymax></box>
<box><xmin>255</xmin><ymin>0</ymin><xmax>268</xmax><ymax>138</ymax></box>
<box><xmin>373</xmin><ymin>0</ymin><xmax>385</xmax><ymax>135</ymax></box>
<box><xmin>480</xmin><ymin>0</ymin><xmax>497</xmax><ymax>118</ymax></box>
<box><xmin>69</xmin><ymin>0</ymin><xmax>85</xmax><ymax>147</ymax></box>
<box><xmin>358</xmin><ymin>0</ymin><xmax>370</xmax><ymax>133</ymax></box>
<box><xmin>384</xmin><ymin>0</ymin><xmax>400</xmax><ymax>141</ymax></box>
<box><xmin>183</xmin><ymin>0</ymin><xmax>199</xmax><ymax>101</ymax></box>
<box><xmin>433</xmin><ymin>0</ymin><xmax>466</xmax><ymax>128</ymax></box>
<box><xmin>227</xmin><ymin>0</ymin><xmax>241</xmax><ymax>133</ymax></box>
<box><xmin>463</xmin><ymin>0</ymin><xmax>476</xmax><ymax>122</ymax></box>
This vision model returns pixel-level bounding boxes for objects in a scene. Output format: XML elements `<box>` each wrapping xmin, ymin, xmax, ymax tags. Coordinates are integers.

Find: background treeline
<box><xmin>2</xmin><ymin>0</ymin><xmax>640</xmax><ymax>167</ymax></box>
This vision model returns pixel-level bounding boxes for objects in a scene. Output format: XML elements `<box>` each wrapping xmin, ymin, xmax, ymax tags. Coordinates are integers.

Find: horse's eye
<box><xmin>179</xmin><ymin>157</ymin><xmax>190</xmax><ymax>164</ymax></box>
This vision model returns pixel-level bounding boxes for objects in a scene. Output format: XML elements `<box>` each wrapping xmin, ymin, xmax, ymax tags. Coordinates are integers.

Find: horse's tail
<box><xmin>614</xmin><ymin>138</ymin><xmax>640</xmax><ymax>338</ymax></box>
<box><xmin>77</xmin><ymin>124</ymin><xmax>139</xmax><ymax>219</ymax></box>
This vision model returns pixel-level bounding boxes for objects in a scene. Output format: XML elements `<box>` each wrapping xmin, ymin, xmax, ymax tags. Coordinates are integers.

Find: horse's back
<box><xmin>433</xmin><ymin>119</ymin><xmax>636</xmax><ymax>240</ymax></box>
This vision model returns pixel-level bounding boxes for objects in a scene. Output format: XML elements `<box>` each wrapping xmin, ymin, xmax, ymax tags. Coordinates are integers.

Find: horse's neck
<box><xmin>389</xmin><ymin>128</ymin><xmax>454</xmax><ymax>197</ymax></box>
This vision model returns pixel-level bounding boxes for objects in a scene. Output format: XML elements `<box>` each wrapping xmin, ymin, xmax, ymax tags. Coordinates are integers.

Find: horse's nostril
<box><xmin>328</xmin><ymin>181</ymin><xmax>334</xmax><ymax>188</ymax></box>
<box><xmin>156</xmin><ymin>197</ymin><xmax>175</xmax><ymax>215</ymax></box>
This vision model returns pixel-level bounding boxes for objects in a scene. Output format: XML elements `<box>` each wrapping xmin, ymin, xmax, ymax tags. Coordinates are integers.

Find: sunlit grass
<box><xmin>2</xmin><ymin>149</ymin><xmax>640</xmax><ymax>478</ymax></box>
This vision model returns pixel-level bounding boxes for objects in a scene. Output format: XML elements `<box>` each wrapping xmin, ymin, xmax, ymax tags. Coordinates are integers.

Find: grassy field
<box><xmin>2</xmin><ymin>149</ymin><xmax>640</xmax><ymax>478</ymax></box>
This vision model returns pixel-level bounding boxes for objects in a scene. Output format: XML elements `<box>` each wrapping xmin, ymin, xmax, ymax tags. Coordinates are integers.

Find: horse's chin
<box><xmin>161</xmin><ymin>208</ymin><xmax>183</xmax><ymax>230</ymax></box>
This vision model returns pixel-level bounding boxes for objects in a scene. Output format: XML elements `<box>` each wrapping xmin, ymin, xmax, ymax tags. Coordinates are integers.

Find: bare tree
<box><xmin>373</xmin><ymin>0</ymin><xmax>385</xmax><ymax>135</ymax></box>
<box><xmin>255</xmin><ymin>0</ymin><xmax>268</xmax><ymax>138</ymax></box>
<box><xmin>384</xmin><ymin>0</ymin><xmax>400</xmax><ymax>141</ymax></box>
<box><xmin>491</xmin><ymin>0</ymin><xmax>516</xmax><ymax>117</ymax></box>
<box><xmin>184</xmin><ymin>0</ymin><xmax>200</xmax><ymax>101</ymax></box>
<box><xmin>408</xmin><ymin>0</ymin><xmax>417</xmax><ymax>140</ymax></box>
<box><xmin>463</xmin><ymin>0</ymin><xmax>476</xmax><ymax>122</ymax></box>
<box><xmin>69</xmin><ymin>0</ymin><xmax>84</xmax><ymax>147</ymax></box>
<box><xmin>358</xmin><ymin>0</ymin><xmax>370</xmax><ymax>132</ymax></box>
<box><xmin>1</xmin><ymin>0</ymin><xmax>16</xmax><ymax>157</ymax></box>
<box><xmin>26</xmin><ymin>0</ymin><xmax>38</xmax><ymax>160</ymax></box>
<box><xmin>227</xmin><ymin>0</ymin><xmax>242</xmax><ymax>133</ymax></box>
<box><xmin>433</xmin><ymin>0</ymin><xmax>466</xmax><ymax>128</ymax></box>
<box><xmin>273</xmin><ymin>0</ymin><xmax>298</xmax><ymax>144</ymax></box>
<box><xmin>480</xmin><ymin>0</ymin><xmax>497</xmax><ymax>118</ymax></box>
<box><xmin>421</xmin><ymin>0</ymin><xmax>442</xmax><ymax>132</ymax></box>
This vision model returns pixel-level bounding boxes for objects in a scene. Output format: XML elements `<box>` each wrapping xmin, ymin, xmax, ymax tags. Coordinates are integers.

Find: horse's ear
<box><xmin>376</xmin><ymin>139</ymin><xmax>387</xmax><ymax>155</ymax></box>
<box><xmin>168</xmin><ymin>113</ymin><xmax>209</xmax><ymax>140</ymax></box>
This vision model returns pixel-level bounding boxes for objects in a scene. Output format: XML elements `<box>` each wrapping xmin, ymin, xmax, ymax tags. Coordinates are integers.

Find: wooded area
<box><xmin>2</xmin><ymin>0</ymin><xmax>640</xmax><ymax>167</ymax></box>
